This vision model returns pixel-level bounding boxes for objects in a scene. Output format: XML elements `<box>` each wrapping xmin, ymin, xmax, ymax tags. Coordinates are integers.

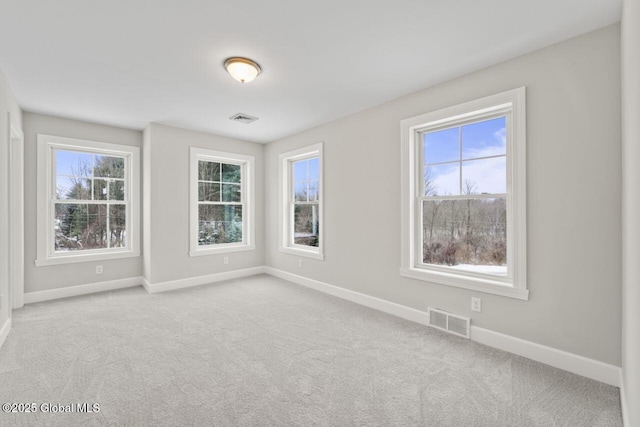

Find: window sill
<box><xmin>35</xmin><ymin>250</ymin><xmax>141</xmax><ymax>267</ymax></box>
<box><xmin>189</xmin><ymin>244</ymin><xmax>255</xmax><ymax>257</ymax></box>
<box><xmin>400</xmin><ymin>267</ymin><xmax>529</xmax><ymax>300</ymax></box>
<box><xmin>279</xmin><ymin>246</ymin><xmax>324</xmax><ymax>260</ymax></box>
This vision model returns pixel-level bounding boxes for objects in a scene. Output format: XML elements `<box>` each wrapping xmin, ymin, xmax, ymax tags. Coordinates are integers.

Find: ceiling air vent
<box><xmin>229</xmin><ymin>113</ymin><xmax>259</xmax><ymax>124</ymax></box>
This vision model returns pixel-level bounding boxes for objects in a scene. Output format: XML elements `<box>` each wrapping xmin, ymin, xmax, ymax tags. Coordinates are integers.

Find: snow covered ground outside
<box><xmin>436</xmin><ymin>263</ymin><xmax>507</xmax><ymax>276</ymax></box>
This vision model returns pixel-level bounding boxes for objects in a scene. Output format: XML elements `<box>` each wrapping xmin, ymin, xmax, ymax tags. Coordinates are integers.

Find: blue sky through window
<box><xmin>293</xmin><ymin>158</ymin><xmax>319</xmax><ymax>182</ymax></box>
<box><xmin>424</xmin><ymin>127</ymin><xmax>458</xmax><ymax>164</ymax></box>
<box><xmin>462</xmin><ymin>157</ymin><xmax>506</xmax><ymax>193</ymax></box>
<box><xmin>56</xmin><ymin>150</ymin><xmax>126</xmax><ymax>199</ymax></box>
<box><xmin>462</xmin><ymin>117</ymin><xmax>506</xmax><ymax>159</ymax></box>
<box><xmin>423</xmin><ymin>116</ymin><xmax>506</xmax><ymax>196</ymax></box>
<box><xmin>426</xmin><ymin>163</ymin><xmax>459</xmax><ymax>195</ymax></box>
<box><xmin>308</xmin><ymin>157</ymin><xmax>319</xmax><ymax>180</ymax></box>
<box><xmin>56</xmin><ymin>150</ymin><xmax>92</xmax><ymax>176</ymax></box>
<box><xmin>293</xmin><ymin>160</ymin><xmax>306</xmax><ymax>183</ymax></box>
<box><xmin>293</xmin><ymin>157</ymin><xmax>320</xmax><ymax>202</ymax></box>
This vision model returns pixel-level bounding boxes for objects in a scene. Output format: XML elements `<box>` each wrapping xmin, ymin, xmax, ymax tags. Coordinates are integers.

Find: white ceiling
<box><xmin>0</xmin><ymin>0</ymin><xmax>621</xmax><ymax>143</ymax></box>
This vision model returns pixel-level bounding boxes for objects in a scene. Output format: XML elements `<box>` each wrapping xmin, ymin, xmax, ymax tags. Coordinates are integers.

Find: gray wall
<box><xmin>621</xmin><ymin>0</ymin><xmax>639</xmax><ymax>423</ymax></box>
<box><xmin>265</xmin><ymin>25</ymin><xmax>622</xmax><ymax>365</ymax></box>
<box><xmin>144</xmin><ymin>123</ymin><xmax>264</xmax><ymax>284</ymax></box>
<box><xmin>0</xmin><ymin>69</ymin><xmax>22</xmax><ymax>328</ymax></box>
<box><xmin>23</xmin><ymin>113</ymin><xmax>143</xmax><ymax>292</ymax></box>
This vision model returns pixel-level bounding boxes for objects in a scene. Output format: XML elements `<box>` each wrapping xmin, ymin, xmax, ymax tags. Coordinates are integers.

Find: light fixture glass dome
<box><xmin>224</xmin><ymin>57</ymin><xmax>261</xmax><ymax>83</ymax></box>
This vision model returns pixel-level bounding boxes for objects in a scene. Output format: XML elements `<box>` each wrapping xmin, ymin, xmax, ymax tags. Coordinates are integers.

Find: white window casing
<box><xmin>400</xmin><ymin>88</ymin><xmax>528</xmax><ymax>300</ymax></box>
<box><xmin>36</xmin><ymin>134</ymin><xmax>141</xmax><ymax>266</ymax></box>
<box><xmin>279</xmin><ymin>143</ymin><xmax>324</xmax><ymax>260</ymax></box>
<box><xmin>189</xmin><ymin>147</ymin><xmax>255</xmax><ymax>256</ymax></box>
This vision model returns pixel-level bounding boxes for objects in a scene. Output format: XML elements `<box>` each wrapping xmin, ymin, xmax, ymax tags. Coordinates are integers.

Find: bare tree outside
<box><xmin>197</xmin><ymin>161</ymin><xmax>243</xmax><ymax>246</ymax></box>
<box><xmin>292</xmin><ymin>158</ymin><xmax>320</xmax><ymax>247</ymax></box>
<box><xmin>422</xmin><ymin>186</ymin><xmax>506</xmax><ymax>270</ymax></box>
<box><xmin>54</xmin><ymin>152</ymin><xmax>127</xmax><ymax>251</ymax></box>
<box><xmin>421</xmin><ymin>116</ymin><xmax>507</xmax><ymax>275</ymax></box>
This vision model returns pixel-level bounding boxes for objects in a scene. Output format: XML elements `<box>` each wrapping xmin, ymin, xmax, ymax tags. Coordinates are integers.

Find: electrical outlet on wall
<box><xmin>471</xmin><ymin>297</ymin><xmax>481</xmax><ymax>312</ymax></box>
<box><xmin>223</xmin><ymin>256</ymin><xmax>229</xmax><ymax>265</ymax></box>
<box><xmin>298</xmin><ymin>259</ymin><xmax>303</xmax><ymax>268</ymax></box>
<box><xmin>96</xmin><ymin>265</ymin><xmax>103</xmax><ymax>275</ymax></box>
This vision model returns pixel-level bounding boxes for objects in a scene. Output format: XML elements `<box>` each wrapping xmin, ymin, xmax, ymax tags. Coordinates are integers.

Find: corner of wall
<box><xmin>621</xmin><ymin>0</ymin><xmax>640</xmax><ymax>424</ymax></box>
<box><xmin>0</xmin><ymin>67</ymin><xmax>22</xmax><ymax>334</ymax></box>
<box><xmin>142</xmin><ymin>124</ymin><xmax>152</xmax><ymax>284</ymax></box>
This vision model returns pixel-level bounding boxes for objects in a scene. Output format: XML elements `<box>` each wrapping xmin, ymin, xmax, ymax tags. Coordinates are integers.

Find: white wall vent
<box><xmin>229</xmin><ymin>113</ymin><xmax>259</xmax><ymax>124</ymax></box>
<box><xmin>427</xmin><ymin>307</ymin><xmax>470</xmax><ymax>339</ymax></box>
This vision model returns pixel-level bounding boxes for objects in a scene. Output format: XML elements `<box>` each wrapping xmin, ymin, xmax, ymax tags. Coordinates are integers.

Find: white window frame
<box><xmin>189</xmin><ymin>147</ymin><xmax>255</xmax><ymax>256</ymax></box>
<box><xmin>279</xmin><ymin>143</ymin><xmax>324</xmax><ymax>260</ymax></box>
<box><xmin>400</xmin><ymin>88</ymin><xmax>528</xmax><ymax>300</ymax></box>
<box><xmin>36</xmin><ymin>134</ymin><xmax>141</xmax><ymax>266</ymax></box>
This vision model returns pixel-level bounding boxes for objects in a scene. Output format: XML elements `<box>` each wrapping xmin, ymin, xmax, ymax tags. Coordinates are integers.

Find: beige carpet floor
<box><xmin>0</xmin><ymin>274</ymin><xmax>622</xmax><ymax>426</ymax></box>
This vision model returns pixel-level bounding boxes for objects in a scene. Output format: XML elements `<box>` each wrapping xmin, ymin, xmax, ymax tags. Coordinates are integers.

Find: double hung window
<box><xmin>279</xmin><ymin>143</ymin><xmax>323</xmax><ymax>259</ymax></box>
<box><xmin>190</xmin><ymin>148</ymin><xmax>255</xmax><ymax>256</ymax></box>
<box><xmin>401</xmin><ymin>88</ymin><xmax>527</xmax><ymax>299</ymax></box>
<box><xmin>36</xmin><ymin>135</ymin><xmax>140</xmax><ymax>265</ymax></box>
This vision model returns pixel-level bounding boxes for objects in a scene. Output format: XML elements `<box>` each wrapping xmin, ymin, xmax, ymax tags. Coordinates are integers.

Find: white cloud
<box><xmin>430</xmin><ymin>164</ymin><xmax>459</xmax><ymax>195</ymax></box>
<box><xmin>494</xmin><ymin>127</ymin><xmax>506</xmax><ymax>145</ymax></box>
<box><xmin>430</xmin><ymin>127</ymin><xmax>506</xmax><ymax>195</ymax></box>
<box><xmin>462</xmin><ymin>156</ymin><xmax>506</xmax><ymax>194</ymax></box>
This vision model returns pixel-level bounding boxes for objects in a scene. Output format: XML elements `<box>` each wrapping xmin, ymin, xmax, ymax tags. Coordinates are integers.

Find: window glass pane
<box><xmin>93</xmin><ymin>179</ymin><xmax>108</xmax><ymax>200</ymax></box>
<box><xmin>293</xmin><ymin>160</ymin><xmax>307</xmax><ymax>183</ymax></box>
<box><xmin>199</xmin><ymin>161</ymin><xmax>220</xmax><ymax>182</ymax></box>
<box><xmin>56</xmin><ymin>150</ymin><xmax>92</xmax><ymax>176</ymax></box>
<box><xmin>56</xmin><ymin>176</ymin><xmax>91</xmax><ymax>200</ymax></box>
<box><xmin>221</xmin><ymin>183</ymin><xmax>241</xmax><ymax>202</ymax></box>
<box><xmin>294</xmin><ymin>204</ymin><xmax>319</xmax><ymax>247</ymax></box>
<box><xmin>461</xmin><ymin>156</ymin><xmax>506</xmax><ymax>194</ymax></box>
<box><xmin>422</xmin><ymin>198</ymin><xmax>506</xmax><ymax>276</ymax></box>
<box><xmin>54</xmin><ymin>204</ymin><xmax>108</xmax><ymax>251</ymax></box>
<box><xmin>424</xmin><ymin>127</ymin><xmax>459</xmax><ymax>165</ymax></box>
<box><xmin>94</xmin><ymin>155</ymin><xmax>125</xmax><ymax>178</ymax></box>
<box><xmin>221</xmin><ymin>163</ymin><xmax>241</xmax><ymax>183</ymax></box>
<box><xmin>308</xmin><ymin>180</ymin><xmax>319</xmax><ymax>201</ymax></box>
<box><xmin>198</xmin><ymin>205</ymin><xmax>243</xmax><ymax>245</ymax></box>
<box><xmin>109</xmin><ymin>180</ymin><xmax>125</xmax><ymax>200</ymax></box>
<box><xmin>198</xmin><ymin>182</ymin><xmax>220</xmax><ymax>202</ymax></box>
<box><xmin>93</xmin><ymin>179</ymin><xmax>125</xmax><ymax>201</ymax></box>
<box><xmin>109</xmin><ymin>204</ymin><xmax>127</xmax><ymax>248</ymax></box>
<box><xmin>308</xmin><ymin>157</ymin><xmax>319</xmax><ymax>181</ymax></box>
<box><xmin>294</xmin><ymin>182</ymin><xmax>308</xmax><ymax>202</ymax></box>
<box><xmin>461</xmin><ymin>116</ymin><xmax>506</xmax><ymax>160</ymax></box>
<box><xmin>425</xmin><ymin>163</ymin><xmax>460</xmax><ymax>196</ymax></box>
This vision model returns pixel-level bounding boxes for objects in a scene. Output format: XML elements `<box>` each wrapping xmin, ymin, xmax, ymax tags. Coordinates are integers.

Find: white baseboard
<box><xmin>265</xmin><ymin>267</ymin><xmax>429</xmax><ymax>325</ymax></box>
<box><xmin>141</xmin><ymin>277</ymin><xmax>151</xmax><ymax>293</ymax></box>
<box><xmin>620</xmin><ymin>371</ymin><xmax>629</xmax><ymax>427</ymax></box>
<box><xmin>470</xmin><ymin>326</ymin><xmax>621</xmax><ymax>387</ymax></box>
<box><xmin>265</xmin><ymin>267</ymin><xmax>621</xmax><ymax>388</ymax></box>
<box><xmin>143</xmin><ymin>266</ymin><xmax>266</xmax><ymax>294</ymax></box>
<box><xmin>0</xmin><ymin>318</ymin><xmax>12</xmax><ymax>350</ymax></box>
<box><xmin>24</xmin><ymin>277</ymin><xmax>144</xmax><ymax>304</ymax></box>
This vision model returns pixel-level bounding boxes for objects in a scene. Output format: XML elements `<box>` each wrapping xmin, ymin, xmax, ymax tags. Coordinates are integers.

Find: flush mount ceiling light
<box><xmin>224</xmin><ymin>57</ymin><xmax>261</xmax><ymax>83</ymax></box>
